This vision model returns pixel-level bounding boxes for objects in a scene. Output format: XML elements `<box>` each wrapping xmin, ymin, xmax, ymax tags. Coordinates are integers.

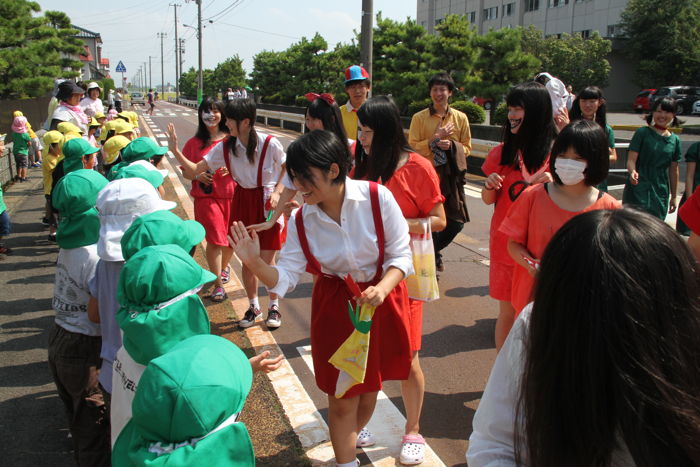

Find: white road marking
<box><xmin>297</xmin><ymin>345</ymin><xmax>446</xmax><ymax>467</ymax></box>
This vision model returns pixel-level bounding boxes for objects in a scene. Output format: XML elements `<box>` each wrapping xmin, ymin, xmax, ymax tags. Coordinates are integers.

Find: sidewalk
<box><xmin>0</xmin><ymin>167</ymin><xmax>308</xmax><ymax>465</ymax></box>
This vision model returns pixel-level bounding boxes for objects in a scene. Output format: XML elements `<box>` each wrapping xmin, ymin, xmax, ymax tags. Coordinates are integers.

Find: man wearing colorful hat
<box><xmin>87</xmin><ymin>177</ymin><xmax>176</xmax><ymax>410</ymax></box>
<box><xmin>109</xmin><ymin>245</ymin><xmax>213</xmax><ymax>446</ymax></box>
<box><xmin>340</xmin><ymin>65</ymin><xmax>371</xmax><ymax>140</ymax></box>
<box><xmin>112</xmin><ymin>334</ymin><xmax>255</xmax><ymax>466</ymax></box>
<box><xmin>49</xmin><ymin>169</ymin><xmax>110</xmax><ymax>466</ymax></box>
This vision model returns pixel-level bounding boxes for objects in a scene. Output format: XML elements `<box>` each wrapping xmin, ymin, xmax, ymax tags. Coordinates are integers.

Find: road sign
<box><xmin>115</xmin><ymin>61</ymin><xmax>126</xmax><ymax>73</ymax></box>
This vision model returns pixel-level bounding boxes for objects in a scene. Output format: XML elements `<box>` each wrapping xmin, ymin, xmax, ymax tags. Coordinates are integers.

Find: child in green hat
<box><xmin>113</xmin><ymin>334</ymin><xmax>256</xmax><ymax>466</ymax></box>
<box><xmin>49</xmin><ymin>169</ymin><xmax>110</xmax><ymax>466</ymax></box>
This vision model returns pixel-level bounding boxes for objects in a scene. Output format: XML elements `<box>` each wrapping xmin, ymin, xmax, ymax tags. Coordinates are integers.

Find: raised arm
<box><xmin>167</xmin><ymin>123</ymin><xmax>209</xmax><ymax>177</ymax></box>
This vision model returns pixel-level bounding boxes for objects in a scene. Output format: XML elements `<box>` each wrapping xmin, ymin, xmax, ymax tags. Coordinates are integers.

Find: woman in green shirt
<box><xmin>570</xmin><ymin>86</ymin><xmax>616</xmax><ymax>191</ymax></box>
<box><xmin>623</xmin><ymin>97</ymin><xmax>682</xmax><ymax>220</ymax></box>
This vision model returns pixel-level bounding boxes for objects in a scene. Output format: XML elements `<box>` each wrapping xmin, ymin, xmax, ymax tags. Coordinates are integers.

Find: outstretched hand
<box><xmin>249</xmin><ymin>350</ymin><xmax>284</xmax><ymax>373</ymax></box>
<box><xmin>166</xmin><ymin>123</ymin><xmax>178</xmax><ymax>153</ymax></box>
<box><xmin>228</xmin><ymin>221</ymin><xmax>260</xmax><ymax>264</ymax></box>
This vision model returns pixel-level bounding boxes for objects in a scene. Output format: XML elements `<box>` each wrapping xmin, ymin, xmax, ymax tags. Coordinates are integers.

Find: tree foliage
<box><xmin>521</xmin><ymin>26</ymin><xmax>611</xmax><ymax>91</ymax></box>
<box><xmin>619</xmin><ymin>0</ymin><xmax>700</xmax><ymax>87</ymax></box>
<box><xmin>211</xmin><ymin>55</ymin><xmax>246</xmax><ymax>94</ymax></box>
<box><xmin>0</xmin><ymin>1</ymin><xmax>83</xmax><ymax>99</ymax></box>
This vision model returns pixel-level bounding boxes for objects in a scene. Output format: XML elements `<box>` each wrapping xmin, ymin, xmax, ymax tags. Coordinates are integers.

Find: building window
<box><xmin>467</xmin><ymin>11</ymin><xmax>476</xmax><ymax>23</ymax></box>
<box><xmin>606</xmin><ymin>24</ymin><xmax>621</xmax><ymax>37</ymax></box>
<box><xmin>525</xmin><ymin>0</ymin><xmax>540</xmax><ymax>12</ymax></box>
<box><xmin>483</xmin><ymin>6</ymin><xmax>498</xmax><ymax>20</ymax></box>
<box><xmin>503</xmin><ymin>2</ymin><xmax>515</xmax><ymax>17</ymax></box>
<box><xmin>548</xmin><ymin>0</ymin><xmax>569</xmax><ymax>7</ymax></box>
<box><xmin>576</xmin><ymin>29</ymin><xmax>591</xmax><ymax>38</ymax></box>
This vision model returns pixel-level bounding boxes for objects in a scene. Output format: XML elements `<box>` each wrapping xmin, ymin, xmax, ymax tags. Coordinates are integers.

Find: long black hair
<box><xmin>570</xmin><ymin>86</ymin><xmax>607</xmax><ymax>128</ymax></box>
<box><xmin>516</xmin><ymin>208</ymin><xmax>700</xmax><ymax>466</ymax></box>
<box><xmin>195</xmin><ymin>97</ymin><xmax>227</xmax><ymax>149</ymax></box>
<box><xmin>354</xmin><ymin>95</ymin><xmax>411</xmax><ymax>183</ymax></box>
<box><xmin>224</xmin><ymin>97</ymin><xmax>258</xmax><ymax>163</ymax></box>
<box><xmin>501</xmin><ymin>82</ymin><xmax>555</xmax><ymax>173</ymax></box>
<box><xmin>286</xmin><ymin>130</ymin><xmax>351</xmax><ymax>187</ymax></box>
<box><xmin>306</xmin><ymin>97</ymin><xmax>348</xmax><ymax>145</ymax></box>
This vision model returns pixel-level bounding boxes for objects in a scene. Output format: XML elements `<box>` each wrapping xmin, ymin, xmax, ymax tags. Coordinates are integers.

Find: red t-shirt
<box><xmin>384</xmin><ymin>152</ymin><xmax>445</xmax><ymax>219</ymax></box>
<box><xmin>499</xmin><ymin>183</ymin><xmax>620</xmax><ymax>313</ymax></box>
<box><xmin>182</xmin><ymin>136</ymin><xmax>236</xmax><ymax>199</ymax></box>
<box><xmin>680</xmin><ymin>185</ymin><xmax>700</xmax><ymax>235</ymax></box>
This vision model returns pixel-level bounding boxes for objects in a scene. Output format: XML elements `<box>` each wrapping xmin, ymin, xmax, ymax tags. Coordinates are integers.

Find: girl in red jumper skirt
<box><xmin>229</xmin><ymin>130</ymin><xmax>413</xmax><ymax>467</ymax></box>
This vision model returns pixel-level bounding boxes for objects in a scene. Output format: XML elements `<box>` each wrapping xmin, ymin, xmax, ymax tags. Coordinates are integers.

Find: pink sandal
<box><xmin>400</xmin><ymin>434</ymin><xmax>425</xmax><ymax>465</ymax></box>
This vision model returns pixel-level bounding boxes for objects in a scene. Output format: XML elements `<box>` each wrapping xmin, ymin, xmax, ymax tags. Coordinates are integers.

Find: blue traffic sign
<box><xmin>115</xmin><ymin>60</ymin><xmax>126</xmax><ymax>73</ymax></box>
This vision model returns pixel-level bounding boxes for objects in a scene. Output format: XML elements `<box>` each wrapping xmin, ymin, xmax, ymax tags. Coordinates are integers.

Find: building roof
<box><xmin>100</xmin><ymin>58</ymin><xmax>109</xmax><ymax>66</ymax></box>
<box><xmin>80</xmin><ymin>45</ymin><xmax>94</xmax><ymax>62</ymax></box>
<box><xmin>72</xmin><ymin>25</ymin><xmax>103</xmax><ymax>43</ymax></box>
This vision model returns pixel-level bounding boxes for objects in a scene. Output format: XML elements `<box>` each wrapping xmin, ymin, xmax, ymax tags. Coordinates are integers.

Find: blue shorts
<box><xmin>0</xmin><ymin>210</ymin><xmax>11</xmax><ymax>236</ymax></box>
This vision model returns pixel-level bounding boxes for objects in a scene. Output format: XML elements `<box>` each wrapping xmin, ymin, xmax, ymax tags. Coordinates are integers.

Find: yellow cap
<box><xmin>100</xmin><ymin>120</ymin><xmax>115</xmax><ymax>143</ymax></box>
<box><xmin>112</xmin><ymin>119</ymin><xmax>135</xmax><ymax>135</ymax></box>
<box><xmin>103</xmin><ymin>135</ymin><xmax>131</xmax><ymax>165</ymax></box>
<box><xmin>63</xmin><ymin>132</ymin><xmax>82</xmax><ymax>142</ymax></box>
<box><xmin>57</xmin><ymin>121</ymin><xmax>83</xmax><ymax>135</ymax></box>
<box><xmin>89</xmin><ymin>117</ymin><xmax>100</xmax><ymax>127</ymax></box>
<box><xmin>43</xmin><ymin>130</ymin><xmax>64</xmax><ymax>147</ymax></box>
<box><xmin>13</xmin><ymin>110</ymin><xmax>23</xmax><ymax>117</ymax></box>
<box><xmin>95</xmin><ymin>112</ymin><xmax>106</xmax><ymax>120</ymax></box>
<box><xmin>124</xmin><ymin>111</ymin><xmax>139</xmax><ymax>127</ymax></box>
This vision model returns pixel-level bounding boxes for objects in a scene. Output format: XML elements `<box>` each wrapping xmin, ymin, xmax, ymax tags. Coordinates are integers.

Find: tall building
<box><xmin>416</xmin><ymin>0</ymin><xmax>636</xmax><ymax>109</ymax></box>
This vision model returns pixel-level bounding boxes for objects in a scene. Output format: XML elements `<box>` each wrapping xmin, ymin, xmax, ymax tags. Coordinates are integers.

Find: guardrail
<box><xmin>0</xmin><ymin>145</ymin><xmax>16</xmax><ymax>188</ymax></box>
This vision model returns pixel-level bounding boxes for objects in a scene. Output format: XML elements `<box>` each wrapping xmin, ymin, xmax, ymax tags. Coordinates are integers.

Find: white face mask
<box><xmin>555</xmin><ymin>158</ymin><xmax>587</xmax><ymax>185</ymax></box>
<box><xmin>201</xmin><ymin>112</ymin><xmax>218</xmax><ymax>127</ymax></box>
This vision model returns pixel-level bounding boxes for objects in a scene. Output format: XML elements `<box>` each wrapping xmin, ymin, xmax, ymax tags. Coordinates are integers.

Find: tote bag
<box><xmin>406</xmin><ymin>218</ymin><xmax>439</xmax><ymax>302</ymax></box>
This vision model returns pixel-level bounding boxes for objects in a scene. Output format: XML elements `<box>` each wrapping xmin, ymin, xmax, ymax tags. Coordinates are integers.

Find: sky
<box><xmin>36</xmin><ymin>0</ymin><xmax>416</xmax><ymax>87</ymax></box>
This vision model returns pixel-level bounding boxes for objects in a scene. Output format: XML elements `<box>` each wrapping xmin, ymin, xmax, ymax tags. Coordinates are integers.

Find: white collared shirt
<box><xmin>269</xmin><ymin>178</ymin><xmax>413</xmax><ymax>297</ymax></box>
<box><xmin>204</xmin><ymin>131</ymin><xmax>285</xmax><ymax>189</ymax></box>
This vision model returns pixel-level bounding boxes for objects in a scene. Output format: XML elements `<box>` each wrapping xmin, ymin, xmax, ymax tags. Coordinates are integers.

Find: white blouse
<box><xmin>204</xmin><ymin>131</ymin><xmax>285</xmax><ymax>189</ymax></box>
<box><xmin>269</xmin><ymin>178</ymin><xmax>413</xmax><ymax>297</ymax></box>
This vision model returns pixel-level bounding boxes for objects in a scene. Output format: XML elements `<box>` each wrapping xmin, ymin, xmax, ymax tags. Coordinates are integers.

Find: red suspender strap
<box><xmin>368</xmin><ymin>182</ymin><xmax>385</xmax><ymax>281</ymax></box>
<box><xmin>294</xmin><ymin>205</ymin><xmax>324</xmax><ymax>276</ymax></box>
<box><xmin>256</xmin><ymin>135</ymin><xmax>273</xmax><ymax>187</ymax></box>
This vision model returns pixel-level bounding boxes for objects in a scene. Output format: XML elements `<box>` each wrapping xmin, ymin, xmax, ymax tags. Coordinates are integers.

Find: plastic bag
<box><xmin>406</xmin><ymin>218</ymin><xmax>439</xmax><ymax>302</ymax></box>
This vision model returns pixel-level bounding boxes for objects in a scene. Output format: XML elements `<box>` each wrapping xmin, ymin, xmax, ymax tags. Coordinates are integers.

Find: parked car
<box><xmin>633</xmin><ymin>88</ymin><xmax>655</xmax><ymax>112</ymax></box>
<box><xmin>471</xmin><ymin>96</ymin><xmax>494</xmax><ymax>110</ymax></box>
<box><xmin>649</xmin><ymin>86</ymin><xmax>700</xmax><ymax>115</ymax></box>
<box><xmin>129</xmin><ymin>92</ymin><xmax>146</xmax><ymax>105</ymax></box>
<box><xmin>693</xmin><ymin>100</ymin><xmax>700</xmax><ymax>115</ymax></box>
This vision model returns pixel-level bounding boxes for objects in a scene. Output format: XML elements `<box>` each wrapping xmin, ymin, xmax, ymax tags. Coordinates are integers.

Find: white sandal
<box><xmin>356</xmin><ymin>427</ymin><xmax>376</xmax><ymax>447</ymax></box>
<box><xmin>399</xmin><ymin>433</ymin><xmax>426</xmax><ymax>465</ymax></box>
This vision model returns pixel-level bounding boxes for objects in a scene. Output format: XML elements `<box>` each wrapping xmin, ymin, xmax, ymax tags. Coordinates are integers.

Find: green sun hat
<box><xmin>62</xmin><ymin>138</ymin><xmax>100</xmax><ymax>174</ymax></box>
<box><xmin>112</xmin><ymin>163</ymin><xmax>165</xmax><ymax>188</ymax></box>
<box><xmin>112</xmin><ymin>334</ymin><xmax>254</xmax><ymax>466</ymax></box>
<box><xmin>116</xmin><ymin>244</ymin><xmax>214</xmax><ymax>365</ymax></box>
<box><xmin>121</xmin><ymin>210</ymin><xmax>205</xmax><ymax>261</ymax></box>
<box><xmin>121</xmin><ymin>136</ymin><xmax>168</xmax><ymax>163</ymax></box>
<box><xmin>52</xmin><ymin>169</ymin><xmax>108</xmax><ymax>249</ymax></box>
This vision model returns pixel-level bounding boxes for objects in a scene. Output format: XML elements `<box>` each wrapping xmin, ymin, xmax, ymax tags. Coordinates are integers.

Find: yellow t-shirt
<box><xmin>340</xmin><ymin>102</ymin><xmax>359</xmax><ymax>141</ymax></box>
<box><xmin>43</xmin><ymin>153</ymin><xmax>62</xmax><ymax>195</ymax></box>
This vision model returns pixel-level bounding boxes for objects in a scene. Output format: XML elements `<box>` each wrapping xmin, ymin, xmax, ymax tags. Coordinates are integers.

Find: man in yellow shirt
<box><xmin>408</xmin><ymin>72</ymin><xmax>471</xmax><ymax>272</ymax></box>
<box><xmin>340</xmin><ymin>65</ymin><xmax>371</xmax><ymax>141</ymax></box>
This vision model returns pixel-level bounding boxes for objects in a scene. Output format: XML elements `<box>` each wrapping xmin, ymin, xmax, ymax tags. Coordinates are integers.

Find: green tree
<box><xmin>178</xmin><ymin>67</ymin><xmax>198</xmax><ymax>99</ymax></box>
<box><xmin>429</xmin><ymin>14</ymin><xmax>479</xmax><ymax>99</ymax></box>
<box><xmin>619</xmin><ymin>0</ymin><xmax>700</xmax><ymax>87</ymax></box>
<box><xmin>465</xmin><ymin>28</ymin><xmax>540</xmax><ymax>120</ymax></box>
<box><xmin>0</xmin><ymin>1</ymin><xmax>83</xmax><ymax>98</ymax></box>
<box><xmin>211</xmin><ymin>55</ymin><xmax>246</xmax><ymax>94</ymax></box>
<box><xmin>521</xmin><ymin>26</ymin><xmax>611</xmax><ymax>91</ymax></box>
<box><xmin>249</xmin><ymin>50</ymin><xmax>288</xmax><ymax>103</ymax></box>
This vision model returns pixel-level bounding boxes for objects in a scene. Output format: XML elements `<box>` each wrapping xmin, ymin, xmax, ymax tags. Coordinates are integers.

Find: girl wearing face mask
<box><xmin>500</xmin><ymin>120</ymin><xmax>619</xmax><ymax>315</ymax></box>
<box><xmin>167</xmin><ymin>97</ymin><xmax>234</xmax><ymax>302</ymax></box>
<box><xmin>480</xmin><ymin>82</ymin><xmax>556</xmax><ymax>351</ymax></box>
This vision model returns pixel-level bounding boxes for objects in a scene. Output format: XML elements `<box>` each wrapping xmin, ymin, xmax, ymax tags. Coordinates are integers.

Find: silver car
<box><xmin>129</xmin><ymin>92</ymin><xmax>146</xmax><ymax>106</ymax></box>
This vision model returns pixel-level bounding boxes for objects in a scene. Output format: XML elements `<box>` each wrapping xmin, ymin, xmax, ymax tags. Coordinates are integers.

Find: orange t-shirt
<box><xmin>499</xmin><ymin>183</ymin><xmax>620</xmax><ymax>313</ymax></box>
<box><xmin>384</xmin><ymin>152</ymin><xmax>445</xmax><ymax>219</ymax></box>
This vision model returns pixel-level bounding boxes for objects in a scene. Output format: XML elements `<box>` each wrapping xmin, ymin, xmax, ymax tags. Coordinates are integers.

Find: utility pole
<box><xmin>149</xmin><ymin>56</ymin><xmax>157</xmax><ymax>90</ymax></box>
<box><xmin>360</xmin><ymin>0</ymin><xmax>373</xmax><ymax>95</ymax></box>
<box><xmin>157</xmin><ymin>32</ymin><xmax>167</xmax><ymax>96</ymax></box>
<box><xmin>171</xmin><ymin>3</ymin><xmax>180</xmax><ymax>101</ymax></box>
<box><xmin>179</xmin><ymin>38</ymin><xmax>185</xmax><ymax>89</ymax></box>
<box><xmin>144</xmin><ymin>61</ymin><xmax>148</xmax><ymax>90</ymax></box>
<box><xmin>197</xmin><ymin>0</ymin><xmax>203</xmax><ymax>104</ymax></box>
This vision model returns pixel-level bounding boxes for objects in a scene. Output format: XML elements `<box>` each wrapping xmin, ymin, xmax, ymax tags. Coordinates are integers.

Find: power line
<box><xmin>203</xmin><ymin>0</ymin><xmax>242</xmax><ymax>21</ymax></box>
<box><xmin>214</xmin><ymin>20</ymin><xmax>301</xmax><ymax>40</ymax></box>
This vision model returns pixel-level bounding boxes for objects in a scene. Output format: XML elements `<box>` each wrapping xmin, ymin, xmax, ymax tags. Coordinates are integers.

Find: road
<box><xmin>146</xmin><ymin>100</ymin><xmax>500</xmax><ymax>466</ymax></box>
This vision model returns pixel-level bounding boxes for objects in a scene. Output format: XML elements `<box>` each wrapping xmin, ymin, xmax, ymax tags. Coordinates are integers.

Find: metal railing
<box><xmin>0</xmin><ymin>144</ymin><xmax>16</xmax><ymax>187</ymax></box>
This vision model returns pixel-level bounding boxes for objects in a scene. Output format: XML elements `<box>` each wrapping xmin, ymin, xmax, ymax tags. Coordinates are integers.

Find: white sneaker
<box><xmin>399</xmin><ymin>434</ymin><xmax>425</xmax><ymax>465</ymax></box>
<box><xmin>356</xmin><ymin>427</ymin><xmax>375</xmax><ymax>447</ymax></box>
<box><xmin>266</xmin><ymin>305</ymin><xmax>282</xmax><ymax>329</ymax></box>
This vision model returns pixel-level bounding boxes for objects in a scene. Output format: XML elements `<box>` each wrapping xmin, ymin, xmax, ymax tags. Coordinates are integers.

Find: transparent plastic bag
<box><xmin>406</xmin><ymin>218</ymin><xmax>439</xmax><ymax>302</ymax></box>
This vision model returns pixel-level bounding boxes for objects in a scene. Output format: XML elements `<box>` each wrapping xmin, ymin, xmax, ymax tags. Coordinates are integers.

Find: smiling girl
<box><xmin>480</xmin><ymin>82</ymin><xmax>555</xmax><ymax>351</ymax></box>
<box><xmin>623</xmin><ymin>97</ymin><xmax>682</xmax><ymax>219</ymax></box>
<box><xmin>500</xmin><ymin>120</ymin><xmax>620</xmax><ymax>314</ymax></box>
<box><xmin>168</xmin><ymin>98</ymin><xmax>287</xmax><ymax>328</ymax></box>
<box><xmin>229</xmin><ymin>130</ymin><xmax>413</xmax><ymax>467</ymax></box>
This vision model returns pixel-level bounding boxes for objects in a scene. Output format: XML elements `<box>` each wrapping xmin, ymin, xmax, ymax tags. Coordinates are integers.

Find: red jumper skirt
<box><xmin>296</xmin><ymin>182</ymin><xmax>412</xmax><ymax>398</ymax></box>
<box><xmin>226</xmin><ymin>135</ymin><xmax>286</xmax><ymax>250</ymax></box>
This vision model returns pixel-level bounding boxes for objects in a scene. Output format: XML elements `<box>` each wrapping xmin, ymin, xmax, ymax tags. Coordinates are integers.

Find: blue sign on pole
<box><xmin>115</xmin><ymin>61</ymin><xmax>126</xmax><ymax>73</ymax></box>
